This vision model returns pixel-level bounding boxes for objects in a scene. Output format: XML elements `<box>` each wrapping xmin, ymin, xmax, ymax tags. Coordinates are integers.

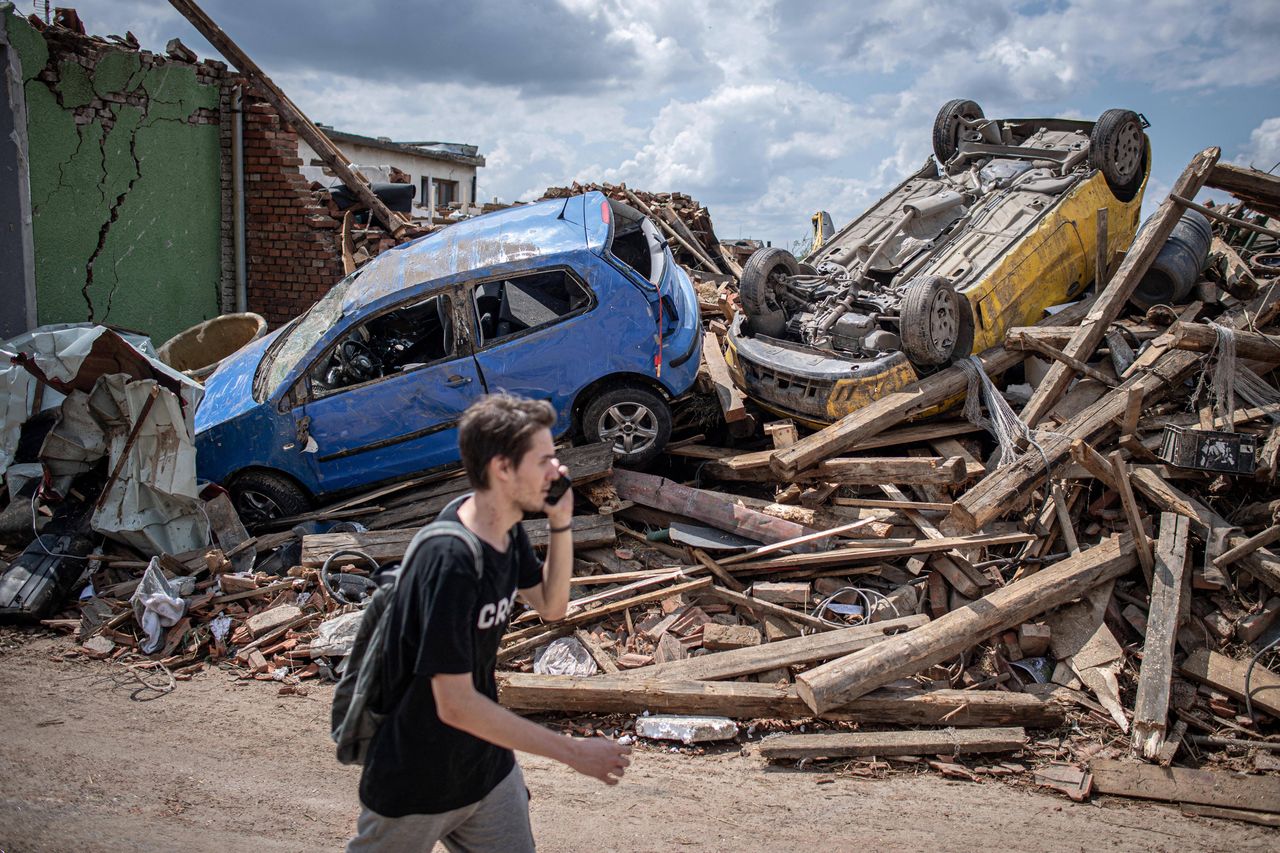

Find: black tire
<box><xmin>582</xmin><ymin>385</ymin><xmax>672</xmax><ymax>467</ymax></box>
<box><xmin>932</xmin><ymin>99</ymin><xmax>984</xmax><ymax>165</ymax></box>
<box><xmin>1090</xmin><ymin>109</ymin><xmax>1147</xmax><ymax>201</ymax></box>
<box><xmin>899</xmin><ymin>275</ymin><xmax>972</xmax><ymax>367</ymax></box>
<box><xmin>739</xmin><ymin>247</ymin><xmax>800</xmax><ymax>336</ymax></box>
<box><xmin>229</xmin><ymin>470</ymin><xmax>312</xmax><ymax>525</ymax></box>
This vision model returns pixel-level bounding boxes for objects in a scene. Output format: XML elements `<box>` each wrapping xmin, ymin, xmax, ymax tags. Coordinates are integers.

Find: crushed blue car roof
<box><xmin>344</xmin><ymin>195</ymin><xmax>591</xmax><ymax>314</ymax></box>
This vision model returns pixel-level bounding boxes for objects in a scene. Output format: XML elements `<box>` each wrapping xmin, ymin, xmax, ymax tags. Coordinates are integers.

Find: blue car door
<box><xmin>467</xmin><ymin>266</ymin><xmax>598</xmax><ymax>436</ymax></box>
<box><xmin>297</xmin><ymin>290</ymin><xmax>482</xmax><ymax>493</ymax></box>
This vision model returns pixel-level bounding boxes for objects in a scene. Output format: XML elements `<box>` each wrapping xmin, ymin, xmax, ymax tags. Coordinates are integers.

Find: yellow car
<box><xmin>726</xmin><ymin>100</ymin><xmax>1150</xmax><ymax>426</ymax></box>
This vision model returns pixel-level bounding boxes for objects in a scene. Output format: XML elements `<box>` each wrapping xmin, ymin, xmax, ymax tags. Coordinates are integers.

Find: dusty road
<box><xmin>0</xmin><ymin>632</ymin><xmax>1275</xmax><ymax>852</ymax></box>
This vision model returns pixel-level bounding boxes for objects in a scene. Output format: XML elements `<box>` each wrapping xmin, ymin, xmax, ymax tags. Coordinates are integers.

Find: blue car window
<box><xmin>472</xmin><ymin>270</ymin><xmax>591</xmax><ymax>347</ymax></box>
<box><xmin>309</xmin><ymin>293</ymin><xmax>453</xmax><ymax>397</ymax></box>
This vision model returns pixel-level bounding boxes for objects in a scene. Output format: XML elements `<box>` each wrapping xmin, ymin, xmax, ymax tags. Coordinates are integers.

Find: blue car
<box><xmin>194</xmin><ymin>192</ymin><xmax>702</xmax><ymax>522</ymax></box>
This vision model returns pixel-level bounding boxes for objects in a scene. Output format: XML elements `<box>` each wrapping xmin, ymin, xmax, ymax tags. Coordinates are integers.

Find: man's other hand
<box><xmin>566</xmin><ymin>736</ymin><xmax>631</xmax><ymax>785</ymax></box>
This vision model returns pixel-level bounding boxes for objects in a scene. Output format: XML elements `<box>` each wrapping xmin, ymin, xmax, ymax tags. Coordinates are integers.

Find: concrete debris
<box><xmin>635</xmin><ymin>714</ymin><xmax>738</xmax><ymax>744</ymax></box>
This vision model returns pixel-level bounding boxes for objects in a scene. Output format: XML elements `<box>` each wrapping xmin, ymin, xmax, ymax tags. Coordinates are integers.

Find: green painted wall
<box><xmin>6</xmin><ymin>9</ymin><xmax>223</xmax><ymax>344</ymax></box>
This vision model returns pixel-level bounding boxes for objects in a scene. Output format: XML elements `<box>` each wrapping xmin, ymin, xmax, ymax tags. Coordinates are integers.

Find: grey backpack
<box><xmin>331</xmin><ymin>496</ymin><xmax>483</xmax><ymax>766</ymax></box>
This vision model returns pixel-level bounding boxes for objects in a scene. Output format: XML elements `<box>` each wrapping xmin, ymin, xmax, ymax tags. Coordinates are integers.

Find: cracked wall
<box><xmin>6</xmin><ymin>10</ymin><xmax>225</xmax><ymax>343</ymax></box>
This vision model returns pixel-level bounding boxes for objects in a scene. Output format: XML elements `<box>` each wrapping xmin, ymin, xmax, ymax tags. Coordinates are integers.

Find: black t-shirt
<box><xmin>358</xmin><ymin>502</ymin><xmax>544</xmax><ymax>816</ymax></box>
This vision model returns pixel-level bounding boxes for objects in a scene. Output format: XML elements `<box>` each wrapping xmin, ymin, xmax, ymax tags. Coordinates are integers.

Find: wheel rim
<box><xmin>597</xmin><ymin>402</ymin><xmax>659</xmax><ymax>455</ymax></box>
<box><xmin>236</xmin><ymin>489</ymin><xmax>286</xmax><ymax>524</ymax></box>
<box><xmin>928</xmin><ymin>289</ymin><xmax>959</xmax><ymax>354</ymax></box>
<box><xmin>1111</xmin><ymin>120</ymin><xmax>1144</xmax><ymax>184</ymax></box>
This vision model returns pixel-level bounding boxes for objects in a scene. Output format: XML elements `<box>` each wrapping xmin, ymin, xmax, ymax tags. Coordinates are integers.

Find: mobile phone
<box><xmin>546</xmin><ymin>473</ymin><xmax>572</xmax><ymax>504</ymax></box>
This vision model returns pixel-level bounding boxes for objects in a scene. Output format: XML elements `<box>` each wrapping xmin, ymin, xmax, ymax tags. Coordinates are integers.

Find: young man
<box><xmin>348</xmin><ymin>393</ymin><xmax>630</xmax><ymax>852</ymax></box>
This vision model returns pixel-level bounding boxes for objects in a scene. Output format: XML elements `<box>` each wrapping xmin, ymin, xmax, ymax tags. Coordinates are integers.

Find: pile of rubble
<box><xmin>543</xmin><ymin>182</ymin><xmax>742</xmax><ymax>279</ymax></box>
<box><xmin>4</xmin><ymin>152</ymin><xmax>1280</xmax><ymax>823</ymax></box>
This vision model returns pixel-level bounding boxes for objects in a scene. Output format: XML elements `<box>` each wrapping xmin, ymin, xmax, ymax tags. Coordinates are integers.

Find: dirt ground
<box><xmin>0</xmin><ymin>631</ymin><xmax>1275</xmax><ymax>853</ymax></box>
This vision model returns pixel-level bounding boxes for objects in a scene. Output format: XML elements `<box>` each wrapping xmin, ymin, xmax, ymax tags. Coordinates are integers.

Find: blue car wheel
<box><xmin>230</xmin><ymin>470</ymin><xmax>312</xmax><ymax>525</ymax></box>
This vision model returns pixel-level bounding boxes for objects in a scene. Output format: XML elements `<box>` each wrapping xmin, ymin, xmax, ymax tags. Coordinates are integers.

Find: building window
<box><xmin>435</xmin><ymin>179</ymin><xmax>459</xmax><ymax>208</ymax></box>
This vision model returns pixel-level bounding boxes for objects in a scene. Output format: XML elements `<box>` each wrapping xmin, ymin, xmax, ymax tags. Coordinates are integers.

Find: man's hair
<box><xmin>458</xmin><ymin>393</ymin><xmax>556</xmax><ymax>488</ymax></box>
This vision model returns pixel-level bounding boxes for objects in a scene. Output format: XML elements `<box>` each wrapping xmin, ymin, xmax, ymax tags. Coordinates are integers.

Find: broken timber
<box><xmin>497</xmin><ymin>675</ymin><xmax>1065</xmax><ymax>727</ymax></box>
<box><xmin>618</xmin><ymin>615</ymin><xmax>927</xmax><ymax>681</ymax></box>
<box><xmin>1091</xmin><ymin>759</ymin><xmax>1280</xmax><ymax>814</ymax></box>
<box><xmin>794</xmin><ymin>535</ymin><xmax>1137</xmax><ymax>714</ymax></box>
<box><xmin>759</xmin><ymin>726</ymin><xmax>1026</xmax><ymax>760</ymax></box>
<box><xmin>1130</xmin><ymin>512</ymin><xmax>1190</xmax><ymax>759</ymax></box>
<box><xmin>1018</xmin><ymin>147</ymin><xmax>1220</xmax><ymax>428</ymax></box>
<box><xmin>1181</xmin><ymin>648</ymin><xmax>1280</xmax><ymax>719</ymax></box>
<box><xmin>612</xmin><ymin>468</ymin><xmax>818</xmax><ymax>546</ymax></box>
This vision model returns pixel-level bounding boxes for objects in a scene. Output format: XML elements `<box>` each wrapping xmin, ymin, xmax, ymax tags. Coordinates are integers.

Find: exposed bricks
<box><xmin>241</xmin><ymin>95</ymin><xmax>344</xmax><ymax>326</ymax></box>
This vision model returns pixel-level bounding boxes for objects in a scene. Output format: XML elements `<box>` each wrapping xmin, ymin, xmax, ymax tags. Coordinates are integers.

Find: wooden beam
<box><xmin>701</xmin><ymin>585</ymin><xmax>834</xmax><ymax>632</ymax></box>
<box><xmin>1109</xmin><ymin>452</ymin><xmax>1155</xmax><ymax>583</ymax></box>
<box><xmin>1214</xmin><ymin>524</ymin><xmax>1280</xmax><ymax>570</ymax></box>
<box><xmin>768</xmin><ymin>299</ymin><xmax>1097</xmax><ymax>478</ymax></box>
<box><xmin>760</xmin><ymin>727</ymin><xmax>1026</xmax><ymax>760</ymax></box>
<box><xmin>1018</xmin><ymin>147</ymin><xmax>1220</xmax><ymax>427</ymax></box>
<box><xmin>612</xmin><ymin>469</ymin><xmax>818</xmax><ymax>546</ymax></box>
<box><xmin>1091</xmin><ymin>759</ymin><xmax>1280</xmax><ymax>813</ymax></box>
<box><xmin>1171</xmin><ymin>193</ymin><xmax>1280</xmax><ymax>241</ymax></box>
<box><xmin>1006</xmin><ymin>331</ymin><xmax>1118</xmax><ymax>387</ymax></box>
<box><xmin>702</xmin><ymin>331</ymin><xmax>750</xmax><ymax>424</ymax></box>
<box><xmin>1130</xmin><ymin>512</ymin><xmax>1190</xmax><ymax>760</ymax></box>
<box><xmin>794</xmin><ymin>535</ymin><xmax>1137</xmax><ymax>713</ymax></box>
<box><xmin>1207</xmin><ymin>162</ymin><xmax>1280</xmax><ymax>219</ymax></box>
<box><xmin>167</xmin><ymin>0</ymin><xmax>408</xmax><ymax>236</ymax></box>
<box><xmin>619</xmin><ymin>615</ymin><xmax>927</xmax><ymax>681</ymax></box>
<box><xmin>1181</xmin><ymin>648</ymin><xmax>1280</xmax><ymax>719</ymax></box>
<box><xmin>497</xmin><ymin>674</ymin><xmax>1066</xmax><ymax>727</ymax></box>
<box><xmin>1168</xmin><ymin>322</ymin><xmax>1280</xmax><ymax>363</ymax></box>
<box><xmin>798</xmin><ymin>456</ymin><xmax>967</xmax><ymax>486</ymax></box>
<box><xmin>729</xmin><ymin>532</ymin><xmax>1034</xmax><ymax>572</ymax></box>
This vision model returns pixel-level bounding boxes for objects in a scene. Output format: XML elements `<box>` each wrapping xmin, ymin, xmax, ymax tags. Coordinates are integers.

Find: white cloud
<box><xmin>1234</xmin><ymin>117</ymin><xmax>1280</xmax><ymax>172</ymax></box>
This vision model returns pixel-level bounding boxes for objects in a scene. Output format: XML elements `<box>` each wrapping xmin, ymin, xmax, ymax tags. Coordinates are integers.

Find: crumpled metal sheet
<box><xmin>2</xmin><ymin>324</ymin><xmax>208</xmax><ymax>556</ymax></box>
<box><xmin>87</xmin><ymin>374</ymin><xmax>208</xmax><ymax>555</ymax></box>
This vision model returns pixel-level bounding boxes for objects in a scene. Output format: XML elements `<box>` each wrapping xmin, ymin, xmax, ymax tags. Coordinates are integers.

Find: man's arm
<box><xmin>518</xmin><ymin>472</ymin><xmax>574</xmax><ymax>621</ymax></box>
<box><xmin>432</xmin><ymin>673</ymin><xmax>629</xmax><ymax>784</ymax></box>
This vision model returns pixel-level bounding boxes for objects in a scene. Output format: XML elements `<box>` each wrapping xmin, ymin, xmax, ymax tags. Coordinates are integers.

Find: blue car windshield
<box><xmin>255</xmin><ymin>270</ymin><xmax>362</xmax><ymax>401</ymax></box>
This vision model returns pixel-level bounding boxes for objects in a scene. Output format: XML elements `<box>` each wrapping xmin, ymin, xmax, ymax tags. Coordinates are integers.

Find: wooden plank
<box><xmin>1181</xmin><ymin>648</ymin><xmax>1280</xmax><ymax>719</ymax></box>
<box><xmin>612</xmin><ymin>469</ymin><xmax>817</xmax><ymax>546</ymax></box>
<box><xmin>301</xmin><ymin>515</ymin><xmax>614</xmax><ymax>567</ymax></box>
<box><xmin>1109</xmin><ymin>452</ymin><xmax>1155</xmax><ymax>583</ymax></box>
<box><xmin>1006</xmin><ymin>331</ymin><xmax>1118</xmax><ymax>387</ymax></box>
<box><xmin>620</xmin><ymin>614</ymin><xmax>927</xmax><ymax>681</ymax></box>
<box><xmin>702</xmin><ymin>331</ymin><xmax>749</xmax><ymax>423</ymax></box>
<box><xmin>497</xmin><ymin>674</ymin><xmax>1065</xmax><ymax>726</ymax></box>
<box><xmin>1179</xmin><ymin>803</ymin><xmax>1280</xmax><ymax>828</ymax></box>
<box><xmin>167</xmin><ymin>0</ymin><xmax>407</xmax><ymax>235</ymax></box>
<box><xmin>1018</xmin><ymin>147</ymin><xmax>1220</xmax><ymax>428</ymax></box>
<box><xmin>718</xmin><ymin>517</ymin><xmax>882</xmax><ymax>566</ymax></box>
<box><xmin>691</xmin><ymin>549</ymin><xmax>746</xmax><ymax>592</ymax></box>
<box><xmin>882</xmin><ymin>483</ymin><xmax>987</xmax><ymax>591</ymax></box>
<box><xmin>574</xmin><ymin>630</ymin><xmax>618</xmax><ymax>674</ymax></box>
<box><xmin>798</xmin><ymin>456</ymin><xmax>966</xmax><ymax>486</ymax></box>
<box><xmin>1168</xmin><ymin>322</ymin><xmax>1280</xmax><ymax>363</ymax></box>
<box><xmin>1130</xmin><ymin>512</ymin><xmax>1190</xmax><ymax>759</ymax></box>
<box><xmin>759</xmin><ymin>726</ymin><xmax>1026</xmax><ymax>760</ymax></box>
<box><xmin>1208</xmin><ymin>162</ymin><xmax>1280</xmax><ymax>219</ymax></box>
<box><xmin>832</xmin><ymin>496</ymin><xmax>952</xmax><ymax>512</ymax></box>
<box><xmin>729</xmin><ymin>532</ymin><xmax>1034</xmax><ymax>572</ymax></box>
<box><xmin>794</xmin><ymin>534</ymin><xmax>1137</xmax><ymax>713</ymax></box>
<box><xmin>702</xmin><ymin>585</ymin><xmax>834</xmax><ymax>632</ymax></box>
<box><xmin>768</xmin><ymin>298</ymin><xmax>1097</xmax><ymax>478</ymax></box>
<box><xmin>1213</xmin><ymin>523</ymin><xmax>1280</xmax><ymax>569</ymax></box>
<box><xmin>1091</xmin><ymin>759</ymin><xmax>1280</xmax><ymax>813</ymax></box>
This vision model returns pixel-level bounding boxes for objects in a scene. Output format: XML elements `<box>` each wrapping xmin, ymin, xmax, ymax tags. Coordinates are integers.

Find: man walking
<box><xmin>349</xmin><ymin>394</ymin><xmax>630</xmax><ymax>852</ymax></box>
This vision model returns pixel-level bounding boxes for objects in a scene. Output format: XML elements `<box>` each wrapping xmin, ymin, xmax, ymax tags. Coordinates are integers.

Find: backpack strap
<box><xmin>399</xmin><ymin>492</ymin><xmax>484</xmax><ymax>581</ymax></box>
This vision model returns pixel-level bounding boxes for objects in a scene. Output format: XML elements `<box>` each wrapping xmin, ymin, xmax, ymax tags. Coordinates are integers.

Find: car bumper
<box><xmin>725</xmin><ymin>315</ymin><xmax>918</xmax><ymax>427</ymax></box>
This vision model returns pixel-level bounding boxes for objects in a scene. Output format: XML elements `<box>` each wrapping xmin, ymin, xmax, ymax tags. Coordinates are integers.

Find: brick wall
<box><xmin>241</xmin><ymin>97</ymin><xmax>344</xmax><ymax>327</ymax></box>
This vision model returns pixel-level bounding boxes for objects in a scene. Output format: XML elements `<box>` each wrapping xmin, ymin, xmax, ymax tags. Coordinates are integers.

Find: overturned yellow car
<box><xmin>726</xmin><ymin>100</ymin><xmax>1150</xmax><ymax>426</ymax></box>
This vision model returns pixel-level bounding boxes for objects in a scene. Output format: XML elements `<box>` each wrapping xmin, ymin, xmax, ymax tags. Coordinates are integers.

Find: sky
<box><xmin>54</xmin><ymin>0</ymin><xmax>1280</xmax><ymax>249</ymax></box>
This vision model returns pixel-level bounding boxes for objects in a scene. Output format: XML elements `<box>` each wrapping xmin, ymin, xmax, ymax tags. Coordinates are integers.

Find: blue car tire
<box><xmin>230</xmin><ymin>470</ymin><xmax>312</xmax><ymax>525</ymax></box>
<box><xmin>583</xmin><ymin>386</ymin><xmax>671</xmax><ymax>468</ymax></box>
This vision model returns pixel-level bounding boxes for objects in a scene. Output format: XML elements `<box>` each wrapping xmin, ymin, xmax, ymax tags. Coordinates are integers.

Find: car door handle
<box><xmin>446</xmin><ymin>375</ymin><xmax>472</xmax><ymax>387</ymax></box>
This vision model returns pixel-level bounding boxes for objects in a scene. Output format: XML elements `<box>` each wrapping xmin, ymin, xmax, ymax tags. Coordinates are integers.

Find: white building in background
<box><xmin>298</xmin><ymin>125</ymin><xmax>486</xmax><ymax>217</ymax></box>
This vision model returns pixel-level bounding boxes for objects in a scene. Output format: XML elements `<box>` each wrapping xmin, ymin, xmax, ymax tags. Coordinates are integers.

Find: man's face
<box><xmin>494</xmin><ymin>428</ymin><xmax>560</xmax><ymax>513</ymax></box>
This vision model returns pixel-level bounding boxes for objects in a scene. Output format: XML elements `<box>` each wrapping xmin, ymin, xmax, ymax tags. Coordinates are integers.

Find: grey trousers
<box><xmin>347</xmin><ymin>763</ymin><xmax>534</xmax><ymax>853</ymax></box>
